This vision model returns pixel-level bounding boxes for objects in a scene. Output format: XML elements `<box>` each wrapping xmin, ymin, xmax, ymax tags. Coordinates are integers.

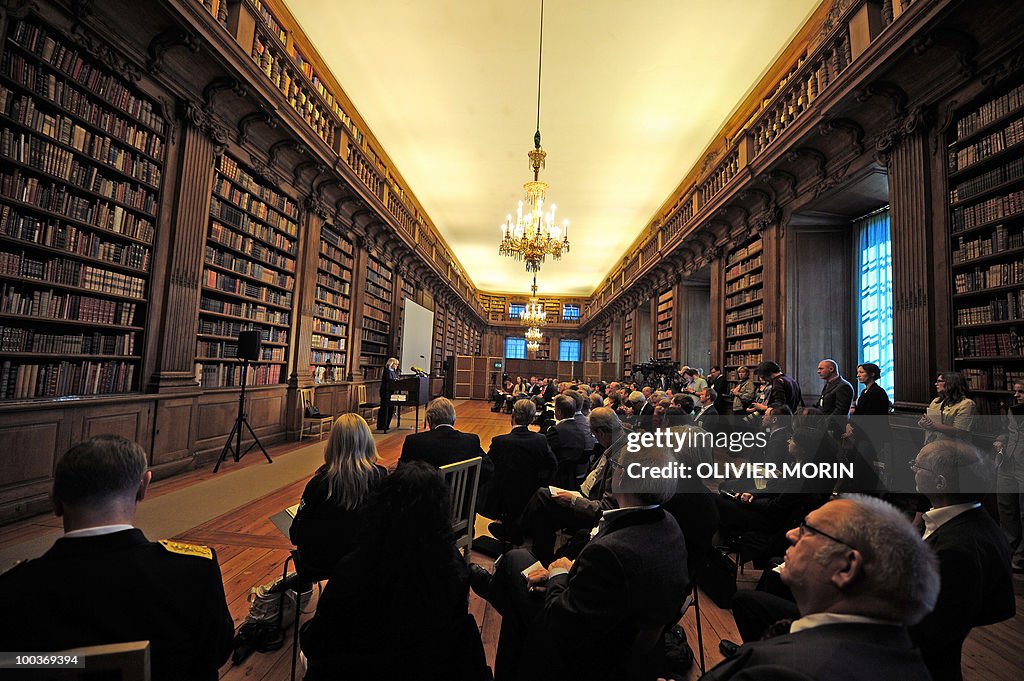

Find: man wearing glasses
<box><xmin>908</xmin><ymin>440</ymin><xmax>1015</xmax><ymax>681</ymax></box>
<box><xmin>702</xmin><ymin>495</ymin><xmax>939</xmax><ymax>680</ymax></box>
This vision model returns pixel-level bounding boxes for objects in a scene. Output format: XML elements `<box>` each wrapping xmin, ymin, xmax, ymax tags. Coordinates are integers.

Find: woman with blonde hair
<box><xmin>232</xmin><ymin>413</ymin><xmax>386</xmax><ymax>663</ymax></box>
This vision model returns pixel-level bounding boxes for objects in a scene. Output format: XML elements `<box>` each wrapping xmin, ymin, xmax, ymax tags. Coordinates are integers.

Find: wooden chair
<box><xmin>355</xmin><ymin>384</ymin><xmax>379</xmax><ymax>423</ymax></box>
<box><xmin>439</xmin><ymin>456</ymin><xmax>482</xmax><ymax>561</ymax></box>
<box><xmin>299</xmin><ymin>388</ymin><xmax>334</xmax><ymax>441</ymax></box>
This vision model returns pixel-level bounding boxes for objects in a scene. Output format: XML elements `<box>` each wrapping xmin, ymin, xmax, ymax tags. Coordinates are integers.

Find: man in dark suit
<box><xmin>752</xmin><ymin>361</ymin><xmax>804</xmax><ymax>413</ymax></box>
<box><xmin>541</xmin><ymin>377</ymin><xmax>558</xmax><ymax>403</ymax></box>
<box><xmin>909</xmin><ymin>440</ymin><xmax>1015</xmax><ymax>681</ymax></box>
<box><xmin>473</xmin><ymin>435</ymin><xmax>689</xmax><ymax>681</ymax></box>
<box><xmin>0</xmin><ymin>435</ymin><xmax>233</xmax><ymax>681</ymax></box>
<box><xmin>628</xmin><ymin>390</ymin><xmax>655</xmax><ymax>432</ymax></box>
<box><xmin>484</xmin><ymin>399</ymin><xmax>557</xmax><ymax>542</ymax></box>
<box><xmin>708</xmin><ymin>365</ymin><xmax>732</xmax><ymax>417</ymax></box>
<box><xmin>701</xmin><ymin>495</ymin><xmax>940</xmax><ymax>681</ymax></box>
<box><xmin>399</xmin><ymin>396</ymin><xmax>491</xmax><ymax>479</ymax></box>
<box><xmin>694</xmin><ymin>387</ymin><xmax>720</xmax><ymax>432</ymax></box>
<box><xmin>376</xmin><ymin>356</ymin><xmax>401</xmax><ymax>432</ymax></box>
<box><xmin>547</xmin><ymin>394</ymin><xmax>592</xmax><ymax>488</ymax></box>
<box><xmin>565</xmin><ymin>389</ymin><xmax>598</xmax><ymax>454</ymax></box>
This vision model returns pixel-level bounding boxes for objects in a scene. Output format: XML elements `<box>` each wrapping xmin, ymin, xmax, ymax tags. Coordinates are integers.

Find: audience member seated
<box><xmin>694</xmin><ymin>387</ymin><xmax>719</xmax><ymax>432</ymax></box>
<box><xmin>0</xmin><ymin>435</ymin><xmax>234</xmax><ymax>681</ymax></box>
<box><xmin>234</xmin><ymin>413</ymin><xmax>387</xmax><ymax>660</ymax></box>
<box><xmin>715</xmin><ymin>427</ymin><xmax>835</xmax><ymax>563</ymax></box>
<box><xmin>661</xmin><ymin>426</ymin><xmax>721</xmax><ymax>583</ymax></box>
<box><xmin>518</xmin><ymin>407</ymin><xmax>623</xmax><ymax>564</ymax></box>
<box><xmin>909</xmin><ymin>440</ymin><xmax>1015</xmax><ymax>681</ymax></box>
<box><xmin>628</xmin><ymin>390</ymin><xmax>655</xmax><ymax>432</ymax></box>
<box><xmin>473</xmin><ymin>443</ymin><xmax>689</xmax><ymax>681</ymax></box>
<box><xmin>547</xmin><ymin>394</ymin><xmax>593</xmax><ymax>488</ymax></box>
<box><xmin>566</xmin><ymin>389</ymin><xmax>598</xmax><ymax>454</ymax></box>
<box><xmin>400</xmin><ymin>397</ymin><xmax>491</xmax><ymax>479</ymax></box>
<box><xmin>701</xmin><ymin>495</ymin><xmax>940</xmax><ymax>680</ymax></box>
<box><xmin>484</xmin><ymin>399</ymin><xmax>558</xmax><ymax>543</ymax></box>
<box><xmin>301</xmin><ymin>462</ymin><xmax>489</xmax><ymax>680</ymax></box>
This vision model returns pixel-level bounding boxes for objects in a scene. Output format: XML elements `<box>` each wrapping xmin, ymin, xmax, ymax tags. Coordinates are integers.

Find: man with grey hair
<box><xmin>482</xmin><ymin>399</ymin><xmax>557</xmax><ymax>543</ymax></box>
<box><xmin>399</xmin><ymin>397</ymin><xmax>490</xmax><ymax>478</ymax></box>
<box><xmin>909</xmin><ymin>440</ymin><xmax>1014</xmax><ymax>681</ymax></box>
<box><xmin>628</xmin><ymin>389</ymin><xmax>654</xmax><ymax>432</ymax></box>
<box><xmin>0</xmin><ymin>435</ymin><xmax>234</xmax><ymax>680</ymax></box>
<box><xmin>474</xmin><ymin>434</ymin><xmax>688</xmax><ymax>681</ymax></box>
<box><xmin>702</xmin><ymin>495</ymin><xmax>940</xmax><ymax>680</ymax></box>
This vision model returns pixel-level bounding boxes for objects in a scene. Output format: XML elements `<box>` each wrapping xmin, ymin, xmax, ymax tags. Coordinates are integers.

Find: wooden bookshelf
<box><xmin>310</xmin><ymin>224</ymin><xmax>352</xmax><ymax>383</ymax></box>
<box><xmin>724</xmin><ymin>235</ymin><xmax>764</xmax><ymax>375</ymax></box>
<box><xmin>622</xmin><ymin>309</ymin><xmax>635</xmax><ymax>376</ymax></box>
<box><xmin>656</xmin><ymin>288</ymin><xmax>674</xmax><ymax>360</ymax></box>
<box><xmin>949</xmin><ymin>78</ymin><xmax>1024</xmax><ymax>409</ymax></box>
<box><xmin>197</xmin><ymin>152</ymin><xmax>295</xmax><ymax>388</ymax></box>
<box><xmin>0</xmin><ymin>17</ymin><xmax>165</xmax><ymax>399</ymax></box>
<box><xmin>432</xmin><ymin>303</ymin><xmax>446</xmax><ymax>376</ymax></box>
<box><xmin>360</xmin><ymin>253</ymin><xmax>392</xmax><ymax>378</ymax></box>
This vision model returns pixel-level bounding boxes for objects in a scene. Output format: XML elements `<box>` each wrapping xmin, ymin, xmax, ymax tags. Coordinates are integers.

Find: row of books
<box><xmin>205</xmin><ymin>246</ymin><xmax>294</xmax><ymax>289</ymax></box>
<box><xmin>320</xmin><ymin>226</ymin><xmax>352</xmax><ymax>250</ymax></box>
<box><xmin>948</xmin><ymin>116</ymin><xmax>1024</xmax><ymax>173</ymax></box>
<box><xmin>726</xmin><ymin>272</ymin><xmax>763</xmax><ymax>295</ymax></box>
<box><xmin>313</xmin><ymin>301</ymin><xmax>348</xmax><ymax>323</ymax></box>
<box><xmin>2</xmin><ymin>129</ymin><xmax>157</xmax><ymax>215</ymax></box>
<box><xmin>8</xmin><ymin>20</ymin><xmax>165</xmax><ymax>132</ymax></box>
<box><xmin>213</xmin><ymin>176</ymin><xmax>296</xmax><ymax>226</ymax></box>
<box><xmin>1</xmin><ymin>89</ymin><xmax>162</xmax><ymax>186</ymax></box>
<box><xmin>2</xmin><ymin>207</ymin><xmax>149</xmax><ymax>270</ymax></box>
<box><xmin>0</xmin><ymin>249</ymin><xmax>145</xmax><ymax>297</ymax></box>
<box><xmin>197</xmin><ymin>340</ymin><xmax>284</xmax><ymax>361</ymax></box>
<box><xmin>197</xmin><ymin>319</ymin><xmax>287</xmax><ymax>344</ymax></box>
<box><xmin>315</xmin><ymin>284</ymin><xmax>348</xmax><ymax>308</ymax></box>
<box><xmin>0</xmin><ymin>283</ymin><xmax>137</xmax><ymax>325</ymax></box>
<box><xmin>311</xmin><ymin>365</ymin><xmax>345</xmax><ymax>384</ymax></box>
<box><xmin>199</xmin><ymin>296</ymin><xmax>291</xmax><ymax>326</ymax></box>
<box><xmin>955</xmin><ymin>290</ymin><xmax>1024</xmax><ymax>325</ymax></box>
<box><xmin>725</xmin><ymin>255</ymin><xmax>763</xmax><ymax>281</ymax></box>
<box><xmin>951</xmin><ymin>187</ymin><xmax>1024</xmax><ymax>232</ymax></box>
<box><xmin>311</xmin><ymin>350</ymin><xmax>346</xmax><ymax>366</ymax></box>
<box><xmin>316</xmin><ymin>274</ymin><xmax>350</xmax><ymax>296</ymax></box>
<box><xmin>0</xmin><ymin>358</ymin><xmax>135</xmax><ymax>399</ymax></box>
<box><xmin>196</xmin><ymin>361</ymin><xmax>281</xmax><ymax>388</ymax></box>
<box><xmin>250</xmin><ymin>0</ymin><xmax>286</xmax><ymax>43</ymax></box>
<box><xmin>726</xmin><ymin>241</ymin><xmax>762</xmax><ymax>267</ymax></box>
<box><xmin>362</xmin><ymin>315</ymin><xmax>389</xmax><ymax>334</ymax></box>
<box><xmin>953</xmin><ymin>259</ymin><xmax>1024</xmax><ymax>293</ymax></box>
<box><xmin>725</xmin><ymin>352</ymin><xmax>763</xmax><ymax>367</ymax></box>
<box><xmin>365</xmin><ymin>279</ymin><xmax>391</xmax><ymax>302</ymax></box>
<box><xmin>955</xmin><ymin>331</ymin><xmax>1023</xmax><ymax>358</ymax></box>
<box><xmin>725</xmin><ymin>304</ymin><xmax>763</xmax><ymax>324</ymax></box>
<box><xmin>0</xmin><ymin>169</ymin><xmax>155</xmax><ymax>241</ymax></box>
<box><xmin>726</xmin><ymin>320</ymin><xmax>764</xmax><ymax>337</ymax></box>
<box><xmin>311</xmin><ymin>334</ymin><xmax>344</xmax><ymax>351</ymax></box>
<box><xmin>960</xmin><ymin>368</ymin><xmax>1024</xmax><ymax>392</ymax></box>
<box><xmin>366</xmin><ymin>256</ymin><xmax>393</xmax><ymax>279</ymax></box>
<box><xmin>726</xmin><ymin>289</ymin><xmax>762</xmax><ymax>309</ymax></box>
<box><xmin>208</xmin><ymin>221</ymin><xmax>294</xmax><ymax>270</ymax></box>
<box><xmin>726</xmin><ymin>339</ymin><xmax>762</xmax><ymax>352</ymax></box>
<box><xmin>952</xmin><ymin>224</ymin><xmax>1024</xmax><ymax>263</ymax></box>
<box><xmin>361</xmin><ymin>329</ymin><xmax>388</xmax><ymax>345</ymax></box>
<box><xmin>312</xmin><ymin>318</ymin><xmax>348</xmax><ymax>336</ymax></box>
<box><xmin>318</xmin><ymin>255</ymin><xmax>351</xmax><ymax>279</ymax></box>
<box><xmin>365</xmin><ymin>268</ymin><xmax>392</xmax><ymax>288</ymax></box>
<box><xmin>956</xmin><ymin>83</ymin><xmax>1024</xmax><ymax>140</ymax></box>
<box><xmin>210</xmin><ymin>198</ymin><xmax>297</xmax><ymax>251</ymax></box>
<box><xmin>216</xmin><ymin>155</ymin><xmax>297</xmax><ymax>217</ymax></box>
<box><xmin>203</xmin><ymin>269</ymin><xmax>292</xmax><ymax>307</ymax></box>
<box><xmin>0</xmin><ymin>327</ymin><xmax>135</xmax><ymax>355</ymax></box>
<box><xmin>949</xmin><ymin>156</ymin><xmax>1024</xmax><ymax>204</ymax></box>
<box><xmin>211</xmin><ymin>186</ymin><xmax>297</xmax><ymax>236</ymax></box>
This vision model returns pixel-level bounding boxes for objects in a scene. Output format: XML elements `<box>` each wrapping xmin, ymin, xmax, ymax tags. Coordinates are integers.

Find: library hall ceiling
<box><xmin>287</xmin><ymin>0</ymin><xmax>818</xmax><ymax>296</ymax></box>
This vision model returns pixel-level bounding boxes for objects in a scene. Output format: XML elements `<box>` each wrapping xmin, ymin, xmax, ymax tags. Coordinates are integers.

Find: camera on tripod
<box><xmin>631</xmin><ymin>358</ymin><xmax>680</xmax><ymax>390</ymax></box>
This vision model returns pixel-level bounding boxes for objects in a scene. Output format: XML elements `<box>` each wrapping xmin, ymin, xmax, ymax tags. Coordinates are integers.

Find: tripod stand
<box><xmin>215</xmin><ymin>358</ymin><xmax>273</xmax><ymax>472</ymax></box>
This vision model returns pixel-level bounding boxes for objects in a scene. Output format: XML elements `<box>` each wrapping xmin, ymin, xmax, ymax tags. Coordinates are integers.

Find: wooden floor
<box><xmin>1</xmin><ymin>399</ymin><xmax>1021</xmax><ymax>680</ymax></box>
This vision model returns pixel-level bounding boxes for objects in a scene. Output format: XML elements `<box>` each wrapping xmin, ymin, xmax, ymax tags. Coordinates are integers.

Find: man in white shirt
<box><xmin>700</xmin><ymin>495</ymin><xmax>939</xmax><ymax>681</ymax></box>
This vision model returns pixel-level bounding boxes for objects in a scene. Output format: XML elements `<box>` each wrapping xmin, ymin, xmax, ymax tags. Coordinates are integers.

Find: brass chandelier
<box><xmin>497</xmin><ymin>0</ymin><xmax>570</xmax><ymax>273</ymax></box>
<box><xmin>519</xmin><ymin>274</ymin><xmax>547</xmax><ymax>328</ymax></box>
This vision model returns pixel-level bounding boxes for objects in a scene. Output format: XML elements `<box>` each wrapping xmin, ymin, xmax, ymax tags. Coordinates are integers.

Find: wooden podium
<box><xmin>391</xmin><ymin>375</ymin><xmax>430</xmax><ymax>431</ymax></box>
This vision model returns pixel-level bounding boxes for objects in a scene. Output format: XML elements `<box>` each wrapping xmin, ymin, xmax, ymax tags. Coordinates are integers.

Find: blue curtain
<box><xmin>505</xmin><ymin>337</ymin><xmax>526</xmax><ymax>360</ymax></box>
<box><xmin>559</xmin><ymin>339</ymin><xmax>581</xmax><ymax>361</ymax></box>
<box><xmin>856</xmin><ymin>209</ymin><xmax>894</xmax><ymax>400</ymax></box>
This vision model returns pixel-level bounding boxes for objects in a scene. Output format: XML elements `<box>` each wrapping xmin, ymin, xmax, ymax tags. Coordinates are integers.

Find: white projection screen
<box><xmin>399</xmin><ymin>299</ymin><xmax>435</xmax><ymax>374</ymax></box>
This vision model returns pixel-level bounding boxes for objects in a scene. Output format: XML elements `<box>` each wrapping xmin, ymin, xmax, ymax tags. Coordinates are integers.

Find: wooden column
<box><xmin>888</xmin><ymin>129</ymin><xmax>937</xmax><ymax>406</ymax></box>
<box><xmin>288</xmin><ymin>197</ymin><xmax>328</xmax><ymax>389</ymax></box>
<box><xmin>347</xmin><ymin>235</ymin><xmax>368</xmax><ymax>382</ymax></box>
<box><xmin>708</xmin><ymin>256</ymin><xmax>725</xmax><ymax>369</ymax></box>
<box><xmin>148</xmin><ymin>106</ymin><xmax>220</xmax><ymax>391</ymax></box>
<box><xmin>762</xmin><ymin>219</ymin><xmax>786</xmax><ymax>368</ymax></box>
<box><xmin>391</xmin><ymin>265</ymin><xmax>406</xmax><ymax>355</ymax></box>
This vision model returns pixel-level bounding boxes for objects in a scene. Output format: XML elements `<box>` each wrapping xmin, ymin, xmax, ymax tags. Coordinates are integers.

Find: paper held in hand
<box><xmin>548</xmin><ymin>486</ymin><xmax>581</xmax><ymax>499</ymax></box>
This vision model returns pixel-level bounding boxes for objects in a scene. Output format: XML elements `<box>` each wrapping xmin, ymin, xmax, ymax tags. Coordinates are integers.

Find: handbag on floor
<box><xmin>231</xmin><ymin>571</ymin><xmax>313</xmax><ymax>665</ymax></box>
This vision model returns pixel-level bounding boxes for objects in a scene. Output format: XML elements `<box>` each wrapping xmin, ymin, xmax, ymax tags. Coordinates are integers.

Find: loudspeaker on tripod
<box><xmin>238</xmin><ymin>330</ymin><xmax>262</xmax><ymax>361</ymax></box>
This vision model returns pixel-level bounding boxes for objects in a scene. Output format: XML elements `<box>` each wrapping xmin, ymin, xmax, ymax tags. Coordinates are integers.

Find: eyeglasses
<box><xmin>908</xmin><ymin>459</ymin><xmax>933</xmax><ymax>473</ymax></box>
<box><xmin>797</xmin><ymin>519</ymin><xmax>856</xmax><ymax>551</ymax></box>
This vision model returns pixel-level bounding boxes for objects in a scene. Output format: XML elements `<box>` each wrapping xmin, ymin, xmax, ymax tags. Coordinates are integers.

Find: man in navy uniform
<box><xmin>0</xmin><ymin>435</ymin><xmax>233</xmax><ymax>681</ymax></box>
